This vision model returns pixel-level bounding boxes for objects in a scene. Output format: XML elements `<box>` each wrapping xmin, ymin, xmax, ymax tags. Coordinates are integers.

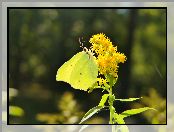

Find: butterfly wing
<box><xmin>56</xmin><ymin>52</ymin><xmax>84</xmax><ymax>85</ymax></box>
<box><xmin>70</xmin><ymin>52</ymin><xmax>98</xmax><ymax>91</ymax></box>
<box><xmin>56</xmin><ymin>51</ymin><xmax>98</xmax><ymax>91</ymax></box>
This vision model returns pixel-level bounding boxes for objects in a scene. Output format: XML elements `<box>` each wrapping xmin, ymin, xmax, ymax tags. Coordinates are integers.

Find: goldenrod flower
<box><xmin>97</xmin><ymin>77</ymin><xmax>108</xmax><ymax>86</ymax></box>
<box><xmin>89</xmin><ymin>33</ymin><xmax>126</xmax><ymax>78</ymax></box>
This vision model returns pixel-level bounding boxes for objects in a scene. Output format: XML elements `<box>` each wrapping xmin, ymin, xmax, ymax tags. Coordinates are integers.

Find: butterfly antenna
<box><xmin>79</xmin><ymin>37</ymin><xmax>88</xmax><ymax>52</ymax></box>
<box><xmin>79</xmin><ymin>37</ymin><xmax>84</xmax><ymax>49</ymax></box>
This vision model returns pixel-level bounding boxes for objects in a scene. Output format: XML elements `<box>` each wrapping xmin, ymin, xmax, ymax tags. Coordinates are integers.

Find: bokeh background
<box><xmin>9</xmin><ymin>8</ymin><xmax>166</xmax><ymax>124</ymax></box>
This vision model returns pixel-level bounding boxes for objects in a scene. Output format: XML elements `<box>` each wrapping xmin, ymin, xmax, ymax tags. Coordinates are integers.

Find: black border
<box><xmin>7</xmin><ymin>7</ymin><xmax>167</xmax><ymax>125</ymax></box>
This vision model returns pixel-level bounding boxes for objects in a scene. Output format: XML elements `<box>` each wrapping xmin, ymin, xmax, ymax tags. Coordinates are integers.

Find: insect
<box><xmin>56</xmin><ymin>38</ymin><xmax>98</xmax><ymax>91</ymax></box>
<box><xmin>79</xmin><ymin>37</ymin><xmax>95</xmax><ymax>59</ymax></box>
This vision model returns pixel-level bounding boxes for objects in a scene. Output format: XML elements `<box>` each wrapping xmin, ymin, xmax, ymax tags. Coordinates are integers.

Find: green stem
<box><xmin>109</xmin><ymin>107</ymin><xmax>112</xmax><ymax>124</ymax></box>
<box><xmin>109</xmin><ymin>87</ymin><xmax>113</xmax><ymax>124</ymax></box>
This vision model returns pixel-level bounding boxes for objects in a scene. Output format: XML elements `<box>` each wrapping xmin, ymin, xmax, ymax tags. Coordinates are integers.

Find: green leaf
<box><xmin>9</xmin><ymin>106</ymin><xmax>24</xmax><ymax>117</ymax></box>
<box><xmin>79</xmin><ymin>106</ymin><xmax>104</xmax><ymax>124</ymax></box>
<box><xmin>113</xmin><ymin>113</ymin><xmax>125</xmax><ymax>124</ymax></box>
<box><xmin>98</xmin><ymin>94</ymin><xmax>109</xmax><ymax>107</ymax></box>
<box><xmin>120</xmin><ymin>107</ymin><xmax>156</xmax><ymax>118</ymax></box>
<box><xmin>115</xmin><ymin>97</ymin><xmax>142</xmax><ymax>102</ymax></box>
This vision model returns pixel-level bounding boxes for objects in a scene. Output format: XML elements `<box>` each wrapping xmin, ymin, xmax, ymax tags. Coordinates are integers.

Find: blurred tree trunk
<box><xmin>120</xmin><ymin>9</ymin><xmax>138</xmax><ymax>98</ymax></box>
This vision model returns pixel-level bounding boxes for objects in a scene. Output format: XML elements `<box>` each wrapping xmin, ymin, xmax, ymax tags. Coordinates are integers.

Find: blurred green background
<box><xmin>9</xmin><ymin>8</ymin><xmax>166</xmax><ymax>124</ymax></box>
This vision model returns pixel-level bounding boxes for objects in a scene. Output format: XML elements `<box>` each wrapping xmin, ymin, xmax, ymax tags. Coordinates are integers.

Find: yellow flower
<box><xmin>97</xmin><ymin>77</ymin><xmax>108</xmax><ymax>86</ymax></box>
<box><xmin>89</xmin><ymin>33</ymin><xmax>126</xmax><ymax>78</ymax></box>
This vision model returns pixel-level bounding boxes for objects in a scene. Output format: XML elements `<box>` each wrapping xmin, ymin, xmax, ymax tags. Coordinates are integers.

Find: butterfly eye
<box><xmin>83</xmin><ymin>47</ymin><xmax>88</xmax><ymax>52</ymax></box>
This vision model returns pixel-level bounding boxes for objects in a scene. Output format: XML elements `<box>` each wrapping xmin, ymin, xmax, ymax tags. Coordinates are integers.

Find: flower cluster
<box><xmin>89</xmin><ymin>33</ymin><xmax>126</xmax><ymax>78</ymax></box>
